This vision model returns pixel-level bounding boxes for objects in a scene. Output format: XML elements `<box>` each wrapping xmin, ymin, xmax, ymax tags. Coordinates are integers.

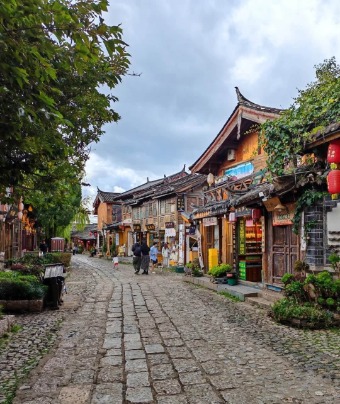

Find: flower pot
<box><xmin>227</xmin><ymin>278</ymin><xmax>237</xmax><ymax>286</ymax></box>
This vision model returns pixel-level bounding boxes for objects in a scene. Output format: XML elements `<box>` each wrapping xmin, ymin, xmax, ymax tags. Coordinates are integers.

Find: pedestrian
<box><xmin>140</xmin><ymin>239</ymin><xmax>150</xmax><ymax>274</ymax></box>
<box><xmin>150</xmin><ymin>242</ymin><xmax>158</xmax><ymax>272</ymax></box>
<box><xmin>39</xmin><ymin>240</ymin><xmax>48</xmax><ymax>256</ymax></box>
<box><xmin>132</xmin><ymin>241</ymin><xmax>142</xmax><ymax>274</ymax></box>
<box><xmin>161</xmin><ymin>242</ymin><xmax>170</xmax><ymax>268</ymax></box>
<box><xmin>112</xmin><ymin>255</ymin><xmax>119</xmax><ymax>269</ymax></box>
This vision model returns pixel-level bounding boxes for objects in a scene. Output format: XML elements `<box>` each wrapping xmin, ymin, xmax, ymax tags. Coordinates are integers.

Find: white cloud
<box><xmin>83</xmin><ymin>0</ymin><xmax>340</xmax><ymax>207</ymax></box>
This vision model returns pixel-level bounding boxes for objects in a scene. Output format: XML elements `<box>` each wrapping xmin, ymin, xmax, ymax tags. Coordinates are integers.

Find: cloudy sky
<box><xmin>83</xmin><ymin>0</ymin><xmax>340</xmax><ymax>206</ymax></box>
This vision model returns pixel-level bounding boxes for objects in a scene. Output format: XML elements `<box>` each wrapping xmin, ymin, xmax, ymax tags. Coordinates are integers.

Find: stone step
<box><xmin>257</xmin><ymin>289</ymin><xmax>283</xmax><ymax>303</ymax></box>
<box><xmin>245</xmin><ymin>296</ymin><xmax>274</xmax><ymax>309</ymax></box>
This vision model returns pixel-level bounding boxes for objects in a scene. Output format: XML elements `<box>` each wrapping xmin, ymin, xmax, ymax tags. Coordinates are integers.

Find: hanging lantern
<box><xmin>207</xmin><ymin>173</ymin><xmax>215</xmax><ymax>186</ymax></box>
<box><xmin>327</xmin><ymin>140</ymin><xmax>340</xmax><ymax>163</ymax></box>
<box><xmin>251</xmin><ymin>208</ymin><xmax>262</xmax><ymax>221</ymax></box>
<box><xmin>327</xmin><ymin>170</ymin><xmax>340</xmax><ymax>194</ymax></box>
<box><xmin>228</xmin><ymin>212</ymin><xmax>236</xmax><ymax>222</ymax></box>
<box><xmin>18</xmin><ymin>202</ymin><xmax>24</xmax><ymax>212</ymax></box>
<box><xmin>17</xmin><ymin>211</ymin><xmax>23</xmax><ymax>220</ymax></box>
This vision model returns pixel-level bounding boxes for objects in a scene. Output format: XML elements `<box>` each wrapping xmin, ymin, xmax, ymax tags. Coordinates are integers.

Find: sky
<box><xmin>83</xmin><ymin>0</ymin><xmax>340</xmax><ymax>208</ymax></box>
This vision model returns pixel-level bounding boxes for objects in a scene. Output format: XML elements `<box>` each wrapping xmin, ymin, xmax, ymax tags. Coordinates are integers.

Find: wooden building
<box><xmin>189</xmin><ymin>88</ymin><xmax>282</xmax><ymax>282</ymax></box>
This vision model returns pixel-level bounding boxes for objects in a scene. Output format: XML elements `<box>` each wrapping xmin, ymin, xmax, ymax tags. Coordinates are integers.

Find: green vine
<box><xmin>259</xmin><ymin>58</ymin><xmax>340</xmax><ymax>176</ymax></box>
<box><xmin>292</xmin><ymin>189</ymin><xmax>326</xmax><ymax>235</ymax></box>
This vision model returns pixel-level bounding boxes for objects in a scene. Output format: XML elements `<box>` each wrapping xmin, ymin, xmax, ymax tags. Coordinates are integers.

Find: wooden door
<box><xmin>269</xmin><ymin>219</ymin><xmax>300</xmax><ymax>284</ymax></box>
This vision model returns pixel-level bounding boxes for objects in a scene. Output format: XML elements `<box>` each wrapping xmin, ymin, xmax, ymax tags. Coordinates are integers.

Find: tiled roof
<box><xmin>93</xmin><ymin>189</ymin><xmax>121</xmax><ymax>210</ymax></box>
<box><xmin>114</xmin><ymin>167</ymin><xmax>189</xmax><ymax>204</ymax></box>
<box><xmin>189</xmin><ymin>88</ymin><xmax>282</xmax><ymax>173</ymax></box>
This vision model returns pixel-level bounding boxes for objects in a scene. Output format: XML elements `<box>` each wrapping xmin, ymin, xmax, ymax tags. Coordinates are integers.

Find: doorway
<box><xmin>269</xmin><ymin>219</ymin><xmax>300</xmax><ymax>284</ymax></box>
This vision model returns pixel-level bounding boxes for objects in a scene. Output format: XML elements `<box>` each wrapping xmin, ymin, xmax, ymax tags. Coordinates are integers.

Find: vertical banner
<box><xmin>178</xmin><ymin>224</ymin><xmax>184</xmax><ymax>265</ymax></box>
<box><xmin>196</xmin><ymin>229</ymin><xmax>204</xmax><ymax>269</ymax></box>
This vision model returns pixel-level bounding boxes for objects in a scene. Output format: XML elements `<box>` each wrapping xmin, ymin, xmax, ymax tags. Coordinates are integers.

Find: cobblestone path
<box><xmin>1</xmin><ymin>255</ymin><xmax>339</xmax><ymax>403</ymax></box>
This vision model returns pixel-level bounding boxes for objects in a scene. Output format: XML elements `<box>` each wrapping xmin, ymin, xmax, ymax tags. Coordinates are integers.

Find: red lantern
<box><xmin>327</xmin><ymin>140</ymin><xmax>340</xmax><ymax>163</ymax></box>
<box><xmin>252</xmin><ymin>208</ymin><xmax>262</xmax><ymax>221</ymax></box>
<box><xmin>327</xmin><ymin>170</ymin><xmax>340</xmax><ymax>194</ymax></box>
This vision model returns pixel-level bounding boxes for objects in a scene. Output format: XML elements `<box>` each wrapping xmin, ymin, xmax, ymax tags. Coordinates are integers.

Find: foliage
<box><xmin>208</xmin><ymin>263</ymin><xmax>232</xmax><ymax>277</ymax></box>
<box><xmin>271</xmin><ymin>298</ymin><xmax>334</xmax><ymax>328</ymax></box>
<box><xmin>0</xmin><ymin>0</ymin><xmax>130</xmax><ymax>197</ymax></box>
<box><xmin>284</xmin><ymin>281</ymin><xmax>307</xmax><ymax>302</ymax></box>
<box><xmin>292</xmin><ymin>189</ymin><xmax>326</xmax><ymax>234</ymax></box>
<box><xmin>0</xmin><ymin>273</ymin><xmax>48</xmax><ymax>300</ymax></box>
<box><xmin>329</xmin><ymin>251</ymin><xmax>340</xmax><ymax>273</ymax></box>
<box><xmin>259</xmin><ymin>58</ymin><xmax>340</xmax><ymax>176</ymax></box>
<box><xmin>281</xmin><ymin>273</ymin><xmax>295</xmax><ymax>285</ymax></box>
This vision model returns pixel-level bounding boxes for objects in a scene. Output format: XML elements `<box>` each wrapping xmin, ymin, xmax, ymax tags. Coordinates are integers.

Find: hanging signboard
<box><xmin>203</xmin><ymin>217</ymin><xmax>217</xmax><ymax>226</ymax></box>
<box><xmin>273</xmin><ymin>203</ymin><xmax>296</xmax><ymax>226</ymax></box>
<box><xmin>146</xmin><ymin>224</ymin><xmax>155</xmax><ymax>231</ymax></box>
<box><xmin>133</xmin><ymin>224</ymin><xmax>141</xmax><ymax>231</ymax></box>
<box><xmin>177</xmin><ymin>195</ymin><xmax>185</xmax><ymax>212</ymax></box>
<box><xmin>235</xmin><ymin>207</ymin><xmax>252</xmax><ymax>217</ymax></box>
<box><xmin>165</xmin><ymin>221</ymin><xmax>175</xmax><ymax>228</ymax></box>
<box><xmin>263</xmin><ymin>197</ymin><xmax>281</xmax><ymax>212</ymax></box>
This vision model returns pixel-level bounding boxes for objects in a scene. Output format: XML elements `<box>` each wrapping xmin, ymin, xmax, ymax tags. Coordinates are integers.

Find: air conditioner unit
<box><xmin>227</xmin><ymin>149</ymin><xmax>236</xmax><ymax>161</ymax></box>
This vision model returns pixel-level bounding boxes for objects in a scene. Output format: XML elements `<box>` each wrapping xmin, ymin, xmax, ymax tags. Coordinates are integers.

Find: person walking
<box><xmin>132</xmin><ymin>241</ymin><xmax>142</xmax><ymax>274</ymax></box>
<box><xmin>150</xmin><ymin>242</ymin><xmax>159</xmax><ymax>272</ymax></box>
<box><xmin>161</xmin><ymin>242</ymin><xmax>170</xmax><ymax>268</ymax></box>
<box><xmin>140</xmin><ymin>239</ymin><xmax>150</xmax><ymax>275</ymax></box>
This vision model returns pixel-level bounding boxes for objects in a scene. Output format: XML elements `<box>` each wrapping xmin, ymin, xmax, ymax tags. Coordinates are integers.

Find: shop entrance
<box><xmin>269</xmin><ymin>221</ymin><xmax>300</xmax><ymax>284</ymax></box>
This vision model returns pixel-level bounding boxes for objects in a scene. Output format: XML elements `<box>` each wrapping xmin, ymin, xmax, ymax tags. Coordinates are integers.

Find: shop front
<box><xmin>235</xmin><ymin>207</ymin><xmax>264</xmax><ymax>283</ymax></box>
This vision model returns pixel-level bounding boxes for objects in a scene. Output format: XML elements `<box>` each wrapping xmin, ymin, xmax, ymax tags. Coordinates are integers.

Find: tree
<box><xmin>260</xmin><ymin>58</ymin><xmax>340</xmax><ymax>176</ymax></box>
<box><xmin>0</xmin><ymin>0</ymin><xmax>130</xmax><ymax>195</ymax></box>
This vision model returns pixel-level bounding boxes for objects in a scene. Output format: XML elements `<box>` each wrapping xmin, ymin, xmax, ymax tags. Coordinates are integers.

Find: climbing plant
<box><xmin>259</xmin><ymin>58</ymin><xmax>340</xmax><ymax>176</ymax></box>
<box><xmin>292</xmin><ymin>189</ymin><xmax>326</xmax><ymax>235</ymax></box>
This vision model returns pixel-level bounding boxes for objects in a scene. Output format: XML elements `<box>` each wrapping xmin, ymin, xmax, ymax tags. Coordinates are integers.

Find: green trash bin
<box><xmin>227</xmin><ymin>278</ymin><xmax>237</xmax><ymax>286</ymax></box>
<box><xmin>175</xmin><ymin>266</ymin><xmax>184</xmax><ymax>273</ymax></box>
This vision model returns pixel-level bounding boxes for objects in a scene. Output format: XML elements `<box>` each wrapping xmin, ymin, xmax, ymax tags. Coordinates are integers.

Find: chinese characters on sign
<box><xmin>239</xmin><ymin>218</ymin><xmax>246</xmax><ymax>255</ymax></box>
<box><xmin>272</xmin><ymin>203</ymin><xmax>296</xmax><ymax>226</ymax></box>
<box><xmin>177</xmin><ymin>195</ymin><xmax>185</xmax><ymax>211</ymax></box>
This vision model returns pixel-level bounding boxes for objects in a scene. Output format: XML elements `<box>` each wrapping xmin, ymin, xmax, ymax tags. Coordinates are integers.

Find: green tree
<box><xmin>0</xmin><ymin>0</ymin><xmax>130</xmax><ymax>195</ymax></box>
<box><xmin>260</xmin><ymin>58</ymin><xmax>340</xmax><ymax>176</ymax></box>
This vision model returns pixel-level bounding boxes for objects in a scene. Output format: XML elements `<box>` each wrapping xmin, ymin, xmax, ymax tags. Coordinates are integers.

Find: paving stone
<box><xmin>125</xmin><ymin>386</ymin><xmax>153</xmax><ymax>403</ymax></box>
<box><xmin>145</xmin><ymin>343</ymin><xmax>165</xmax><ymax>354</ymax></box>
<box><xmin>3</xmin><ymin>255</ymin><xmax>339</xmax><ymax>404</ymax></box>
<box><xmin>153</xmin><ymin>378</ymin><xmax>182</xmax><ymax>395</ymax></box>
<box><xmin>58</xmin><ymin>385</ymin><xmax>92</xmax><ymax>403</ymax></box>
<box><xmin>126</xmin><ymin>371</ymin><xmax>150</xmax><ymax>387</ymax></box>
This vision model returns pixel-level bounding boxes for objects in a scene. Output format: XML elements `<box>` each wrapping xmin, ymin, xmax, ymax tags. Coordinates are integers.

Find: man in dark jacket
<box><xmin>132</xmin><ymin>241</ymin><xmax>142</xmax><ymax>274</ymax></box>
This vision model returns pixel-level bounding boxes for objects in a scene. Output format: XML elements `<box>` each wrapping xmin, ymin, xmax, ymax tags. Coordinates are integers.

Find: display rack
<box><xmin>238</xmin><ymin>219</ymin><xmax>262</xmax><ymax>282</ymax></box>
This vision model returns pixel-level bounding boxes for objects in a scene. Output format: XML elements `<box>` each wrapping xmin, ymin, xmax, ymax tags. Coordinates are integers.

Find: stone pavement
<box><xmin>0</xmin><ymin>255</ymin><xmax>339</xmax><ymax>403</ymax></box>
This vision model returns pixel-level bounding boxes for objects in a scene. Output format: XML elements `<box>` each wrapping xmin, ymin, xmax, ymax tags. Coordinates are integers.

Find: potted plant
<box><xmin>208</xmin><ymin>263</ymin><xmax>232</xmax><ymax>283</ymax></box>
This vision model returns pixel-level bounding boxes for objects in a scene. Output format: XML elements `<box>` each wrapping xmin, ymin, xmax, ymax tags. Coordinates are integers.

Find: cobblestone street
<box><xmin>1</xmin><ymin>255</ymin><xmax>339</xmax><ymax>403</ymax></box>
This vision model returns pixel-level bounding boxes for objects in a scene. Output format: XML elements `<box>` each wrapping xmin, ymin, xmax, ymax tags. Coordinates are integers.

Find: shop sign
<box><xmin>146</xmin><ymin>224</ymin><xmax>155</xmax><ymax>231</ymax></box>
<box><xmin>235</xmin><ymin>207</ymin><xmax>252</xmax><ymax>217</ymax></box>
<box><xmin>188</xmin><ymin>225</ymin><xmax>196</xmax><ymax>235</ymax></box>
<box><xmin>133</xmin><ymin>224</ymin><xmax>141</xmax><ymax>231</ymax></box>
<box><xmin>273</xmin><ymin>203</ymin><xmax>296</xmax><ymax>226</ymax></box>
<box><xmin>239</xmin><ymin>218</ymin><xmax>246</xmax><ymax>255</ymax></box>
<box><xmin>203</xmin><ymin>217</ymin><xmax>217</xmax><ymax>226</ymax></box>
<box><xmin>263</xmin><ymin>197</ymin><xmax>281</xmax><ymax>212</ymax></box>
<box><xmin>165</xmin><ymin>221</ymin><xmax>175</xmax><ymax>228</ymax></box>
<box><xmin>177</xmin><ymin>194</ymin><xmax>185</xmax><ymax>211</ymax></box>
